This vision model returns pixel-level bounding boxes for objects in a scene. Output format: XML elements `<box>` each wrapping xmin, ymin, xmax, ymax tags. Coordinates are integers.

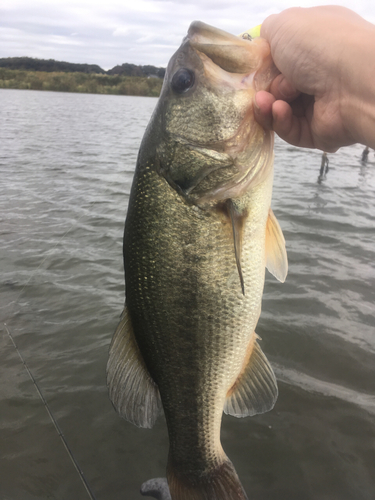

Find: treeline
<box><xmin>108</xmin><ymin>63</ymin><xmax>165</xmax><ymax>79</ymax></box>
<box><xmin>0</xmin><ymin>57</ymin><xmax>105</xmax><ymax>74</ymax></box>
<box><xmin>0</xmin><ymin>57</ymin><xmax>166</xmax><ymax>78</ymax></box>
<box><xmin>0</xmin><ymin>68</ymin><xmax>163</xmax><ymax>97</ymax></box>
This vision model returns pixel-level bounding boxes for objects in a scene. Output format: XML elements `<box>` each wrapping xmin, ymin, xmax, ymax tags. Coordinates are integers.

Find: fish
<box><xmin>107</xmin><ymin>21</ymin><xmax>287</xmax><ymax>500</ymax></box>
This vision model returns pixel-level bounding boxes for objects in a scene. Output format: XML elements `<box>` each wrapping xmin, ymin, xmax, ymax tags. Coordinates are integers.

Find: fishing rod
<box><xmin>3</xmin><ymin>322</ymin><xmax>97</xmax><ymax>500</ymax></box>
<box><xmin>3</xmin><ymin>208</ymin><xmax>167</xmax><ymax>500</ymax></box>
<box><xmin>3</xmin><ymin>213</ymin><xmax>97</xmax><ymax>500</ymax></box>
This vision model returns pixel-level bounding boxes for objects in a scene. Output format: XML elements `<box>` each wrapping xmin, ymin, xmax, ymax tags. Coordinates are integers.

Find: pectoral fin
<box><xmin>227</xmin><ymin>199</ymin><xmax>245</xmax><ymax>295</ymax></box>
<box><xmin>224</xmin><ymin>332</ymin><xmax>278</xmax><ymax>417</ymax></box>
<box><xmin>265</xmin><ymin>208</ymin><xmax>288</xmax><ymax>282</ymax></box>
<box><xmin>106</xmin><ymin>306</ymin><xmax>162</xmax><ymax>428</ymax></box>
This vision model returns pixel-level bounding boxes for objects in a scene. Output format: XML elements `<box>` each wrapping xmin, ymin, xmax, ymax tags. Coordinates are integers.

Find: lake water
<box><xmin>1</xmin><ymin>88</ymin><xmax>375</xmax><ymax>500</ymax></box>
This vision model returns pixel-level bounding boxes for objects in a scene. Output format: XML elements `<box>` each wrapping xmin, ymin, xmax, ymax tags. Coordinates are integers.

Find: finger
<box><xmin>269</xmin><ymin>74</ymin><xmax>300</xmax><ymax>102</ymax></box>
<box><xmin>271</xmin><ymin>100</ymin><xmax>315</xmax><ymax>148</ymax></box>
<box><xmin>260</xmin><ymin>14</ymin><xmax>277</xmax><ymax>40</ymax></box>
<box><xmin>254</xmin><ymin>91</ymin><xmax>275</xmax><ymax>130</ymax></box>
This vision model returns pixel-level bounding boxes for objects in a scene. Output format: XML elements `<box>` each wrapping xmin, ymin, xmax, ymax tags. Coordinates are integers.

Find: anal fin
<box><xmin>106</xmin><ymin>305</ymin><xmax>162</xmax><ymax>428</ymax></box>
<box><xmin>224</xmin><ymin>332</ymin><xmax>278</xmax><ymax>417</ymax></box>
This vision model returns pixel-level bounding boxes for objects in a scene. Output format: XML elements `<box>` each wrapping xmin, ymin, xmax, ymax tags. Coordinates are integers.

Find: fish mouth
<box><xmin>188</xmin><ymin>21</ymin><xmax>261</xmax><ymax>74</ymax></box>
<box><xmin>186</xmin><ymin>21</ymin><xmax>277</xmax><ymax>91</ymax></box>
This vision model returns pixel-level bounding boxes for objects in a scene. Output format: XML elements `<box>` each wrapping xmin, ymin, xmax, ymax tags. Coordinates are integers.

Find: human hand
<box><xmin>254</xmin><ymin>6</ymin><xmax>375</xmax><ymax>151</ymax></box>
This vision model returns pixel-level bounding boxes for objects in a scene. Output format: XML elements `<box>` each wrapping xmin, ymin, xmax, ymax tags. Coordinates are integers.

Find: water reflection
<box><xmin>361</xmin><ymin>146</ymin><xmax>370</xmax><ymax>164</ymax></box>
<box><xmin>318</xmin><ymin>151</ymin><xmax>330</xmax><ymax>183</ymax></box>
<box><xmin>1</xmin><ymin>90</ymin><xmax>375</xmax><ymax>500</ymax></box>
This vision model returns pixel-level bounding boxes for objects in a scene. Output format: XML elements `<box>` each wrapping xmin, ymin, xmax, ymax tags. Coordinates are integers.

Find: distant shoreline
<box><xmin>0</xmin><ymin>68</ymin><xmax>163</xmax><ymax>97</ymax></box>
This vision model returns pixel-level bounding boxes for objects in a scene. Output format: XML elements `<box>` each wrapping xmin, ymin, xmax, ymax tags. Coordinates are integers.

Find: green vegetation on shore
<box><xmin>0</xmin><ymin>56</ymin><xmax>166</xmax><ymax>78</ymax></box>
<box><xmin>0</xmin><ymin>56</ymin><xmax>106</xmax><ymax>75</ymax></box>
<box><xmin>0</xmin><ymin>68</ymin><xmax>163</xmax><ymax>97</ymax></box>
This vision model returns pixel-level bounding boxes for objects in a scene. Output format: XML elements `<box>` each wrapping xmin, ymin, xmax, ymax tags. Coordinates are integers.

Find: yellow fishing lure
<box><xmin>239</xmin><ymin>24</ymin><xmax>262</xmax><ymax>39</ymax></box>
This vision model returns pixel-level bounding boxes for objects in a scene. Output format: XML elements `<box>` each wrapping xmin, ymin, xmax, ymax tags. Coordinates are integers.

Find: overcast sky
<box><xmin>1</xmin><ymin>0</ymin><xmax>374</xmax><ymax>70</ymax></box>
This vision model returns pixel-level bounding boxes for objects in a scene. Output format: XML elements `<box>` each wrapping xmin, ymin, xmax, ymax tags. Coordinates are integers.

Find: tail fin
<box><xmin>167</xmin><ymin>457</ymin><xmax>248</xmax><ymax>500</ymax></box>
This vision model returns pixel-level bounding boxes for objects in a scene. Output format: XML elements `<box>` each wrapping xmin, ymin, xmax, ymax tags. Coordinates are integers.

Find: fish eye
<box><xmin>171</xmin><ymin>68</ymin><xmax>195</xmax><ymax>94</ymax></box>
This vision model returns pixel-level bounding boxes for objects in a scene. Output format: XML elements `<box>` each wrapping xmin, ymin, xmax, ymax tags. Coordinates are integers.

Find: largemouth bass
<box><xmin>107</xmin><ymin>21</ymin><xmax>287</xmax><ymax>500</ymax></box>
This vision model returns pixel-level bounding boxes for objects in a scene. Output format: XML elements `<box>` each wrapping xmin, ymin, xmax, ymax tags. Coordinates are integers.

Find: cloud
<box><xmin>0</xmin><ymin>0</ymin><xmax>374</xmax><ymax>69</ymax></box>
<box><xmin>112</xmin><ymin>26</ymin><xmax>131</xmax><ymax>37</ymax></box>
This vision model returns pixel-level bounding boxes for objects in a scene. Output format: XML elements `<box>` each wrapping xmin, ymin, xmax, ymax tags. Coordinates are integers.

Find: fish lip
<box><xmin>185</xmin><ymin>20</ymin><xmax>264</xmax><ymax>83</ymax></box>
<box><xmin>185</xmin><ymin>21</ymin><xmax>278</xmax><ymax>93</ymax></box>
<box><xmin>187</xmin><ymin>21</ymin><xmax>243</xmax><ymax>45</ymax></box>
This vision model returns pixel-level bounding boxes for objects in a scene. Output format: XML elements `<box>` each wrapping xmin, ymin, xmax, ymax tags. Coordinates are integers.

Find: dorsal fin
<box><xmin>224</xmin><ymin>332</ymin><xmax>278</xmax><ymax>417</ymax></box>
<box><xmin>106</xmin><ymin>306</ymin><xmax>163</xmax><ymax>428</ymax></box>
<box><xmin>226</xmin><ymin>199</ymin><xmax>246</xmax><ymax>295</ymax></box>
<box><xmin>265</xmin><ymin>208</ymin><xmax>288</xmax><ymax>282</ymax></box>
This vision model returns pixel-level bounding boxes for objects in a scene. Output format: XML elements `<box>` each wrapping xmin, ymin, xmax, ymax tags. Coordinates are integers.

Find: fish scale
<box><xmin>124</xmin><ymin>164</ymin><xmax>272</xmax><ymax>482</ymax></box>
<box><xmin>107</xmin><ymin>20</ymin><xmax>287</xmax><ymax>500</ymax></box>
